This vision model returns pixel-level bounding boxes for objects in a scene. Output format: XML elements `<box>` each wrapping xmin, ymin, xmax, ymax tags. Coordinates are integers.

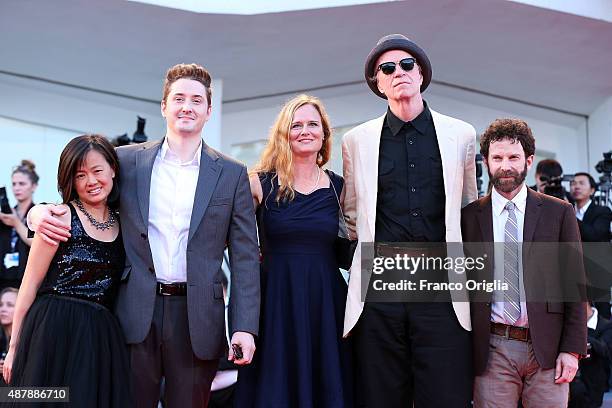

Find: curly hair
<box><xmin>162</xmin><ymin>63</ymin><xmax>212</xmax><ymax>106</ymax></box>
<box><xmin>480</xmin><ymin>118</ymin><xmax>536</xmax><ymax>159</ymax></box>
<box><xmin>251</xmin><ymin>94</ymin><xmax>333</xmax><ymax>202</ymax></box>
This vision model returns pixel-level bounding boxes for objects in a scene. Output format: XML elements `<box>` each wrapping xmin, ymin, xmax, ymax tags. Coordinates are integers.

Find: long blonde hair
<box><xmin>251</xmin><ymin>94</ymin><xmax>332</xmax><ymax>202</ymax></box>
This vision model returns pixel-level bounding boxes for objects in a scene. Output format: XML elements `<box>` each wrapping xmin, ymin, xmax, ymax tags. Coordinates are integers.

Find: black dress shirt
<box><xmin>375</xmin><ymin>103</ymin><xmax>446</xmax><ymax>243</ymax></box>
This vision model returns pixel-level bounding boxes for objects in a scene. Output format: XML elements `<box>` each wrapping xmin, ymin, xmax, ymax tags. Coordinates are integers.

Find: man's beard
<box><xmin>489</xmin><ymin>164</ymin><xmax>527</xmax><ymax>193</ymax></box>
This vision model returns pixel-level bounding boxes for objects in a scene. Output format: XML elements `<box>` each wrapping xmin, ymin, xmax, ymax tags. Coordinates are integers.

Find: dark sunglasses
<box><xmin>377</xmin><ymin>58</ymin><xmax>416</xmax><ymax>75</ymax></box>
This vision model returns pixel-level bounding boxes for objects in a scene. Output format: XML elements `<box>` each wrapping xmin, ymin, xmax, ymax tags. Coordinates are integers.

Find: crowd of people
<box><xmin>0</xmin><ymin>33</ymin><xmax>611</xmax><ymax>408</ymax></box>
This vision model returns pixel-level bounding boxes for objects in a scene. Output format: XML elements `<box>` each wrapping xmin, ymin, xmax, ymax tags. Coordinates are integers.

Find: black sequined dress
<box><xmin>8</xmin><ymin>203</ymin><xmax>131</xmax><ymax>407</ymax></box>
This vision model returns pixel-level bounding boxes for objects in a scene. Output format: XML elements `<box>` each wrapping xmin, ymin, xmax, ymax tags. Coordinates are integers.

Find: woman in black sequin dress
<box><xmin>2</xmin><ymin>135</ymin><xmax>131</xmax><ymax>407</ymax></box>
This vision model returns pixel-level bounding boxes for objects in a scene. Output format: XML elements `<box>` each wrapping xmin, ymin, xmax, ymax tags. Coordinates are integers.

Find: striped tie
<box><xmin>504</xmin><ymin>201</ymin><xmax>521</xmax><ymax>324</ymax></box>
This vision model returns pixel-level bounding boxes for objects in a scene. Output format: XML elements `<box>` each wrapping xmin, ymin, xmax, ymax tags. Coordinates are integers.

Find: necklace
<box><xmin>305</xmin><ymin>167</ymin><xmax>321</xmax><ymax>195</ymax></box>
<box><xmin>74</xmin><ymin>199</ymin><xmax>117</xmax><ymax>231</ymax></box>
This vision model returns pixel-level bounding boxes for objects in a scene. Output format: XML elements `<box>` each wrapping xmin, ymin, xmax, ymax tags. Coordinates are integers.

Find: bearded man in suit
<box><xmin>461</xmin><ymin>118</ymin><xmax>587</xmax><ymax>407</ymax></box>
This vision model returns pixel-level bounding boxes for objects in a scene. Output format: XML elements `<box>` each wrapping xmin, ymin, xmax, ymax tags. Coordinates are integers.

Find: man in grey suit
<box><xmin>29</xmin><ymin>63</ymin><xmax>260</xmax><ymax>408</ymax></box>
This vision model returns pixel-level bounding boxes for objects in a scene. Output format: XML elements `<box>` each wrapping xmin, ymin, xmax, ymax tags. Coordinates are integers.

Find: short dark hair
<box><xmin>573</xmin><ymin>172</ymin><xmax>597</xmax><ymax>189</ymax></box>
<box><xmin>536</xmin><ymin>159</ymin><xmax>563</xmax><ymax>177</ymax></box>
<box><xmin>162</xmin><ymin>63</ymin><xmax>212</xmax><ymax>106</ymax></box>
<box><xmin>480</xmin><ymin>118</ymin><xmax>536</xmax><ymax>160</ymax></box>
<box><xmin>57</xmin><ymin>135</ymin><xmax>120</xmax><ymax>209</ymax></box>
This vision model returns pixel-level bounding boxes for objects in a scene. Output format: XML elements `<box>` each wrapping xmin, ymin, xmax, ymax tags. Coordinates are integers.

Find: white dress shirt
<box><xmin>148</xmin><ymin>138</ymin><xmax>201</xmax><ymax>283</ymax></box>
<box><xmin>587</xmin><ymin>306</ymin><xmax>598</xmax><ymax>330</ymax></box>
<box><xmin>575</xmin><ymin>199</ymin><xmax>592</xmax><ymax>222</ymax></box>
<box><xmin>491</xmin><ymin>184</ymin><xmax>529</xmax><ymax>327</ymax></box>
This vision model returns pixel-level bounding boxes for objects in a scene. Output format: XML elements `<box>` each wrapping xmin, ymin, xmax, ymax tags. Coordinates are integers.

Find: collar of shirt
<box><xmin>491</xmin><ymin>183</ymin><xmax>528</xmax><ymax>217</ymax></box>
<box><xmin>159</xmin><ymin>137</ymin><xmax>202</xmax><ymax>166</ymax></box>
<box><xmin>587</xmin><ymin>306</ymin><xmax>598</xmax><ymax>330</ymax></box>
<box><xmin>385</xmin><ymin>100</ymin><xmax>432</xmax><ymax>137</ymax></box>
<box><xmin>575</xmin><ymin>199</ymin><xmax>592</xmax><ymax>216</ymax></box>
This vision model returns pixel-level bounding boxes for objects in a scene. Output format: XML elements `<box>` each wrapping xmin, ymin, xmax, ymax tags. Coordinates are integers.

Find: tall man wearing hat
<box><xmin>341</xmin><ymin>34</ymin><xmax>477</xmax><ymax>406</ymax></box>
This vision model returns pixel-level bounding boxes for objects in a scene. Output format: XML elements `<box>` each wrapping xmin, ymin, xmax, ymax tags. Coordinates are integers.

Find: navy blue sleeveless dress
<box><xmin>7</xmin><ymin>203</ymin><xmax>131</xmax><ymax>407</ymax></box>
<box><xmin>235</xmin><ymin>171</ymin><xmax>352</xmax><ymax>407</ymax></box>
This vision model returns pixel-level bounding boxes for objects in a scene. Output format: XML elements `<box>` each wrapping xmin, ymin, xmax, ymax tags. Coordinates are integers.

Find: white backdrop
<box><xmin>0</xmin><ymin>116</ymin><xmax>78</xmax><ymax>205</ymax></box>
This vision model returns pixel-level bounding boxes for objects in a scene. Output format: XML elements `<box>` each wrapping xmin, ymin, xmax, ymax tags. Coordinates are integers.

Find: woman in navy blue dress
<box><xmin>235</xmin><ymin>94</ymin><xmax>352</xmax><ymax>407</ymax></box>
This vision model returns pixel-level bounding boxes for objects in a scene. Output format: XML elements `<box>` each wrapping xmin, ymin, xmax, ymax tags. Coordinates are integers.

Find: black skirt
<box><xmin>6</xmin><ymin>295</ymin><xmax>131</xmax><ymax>407</ymax></box>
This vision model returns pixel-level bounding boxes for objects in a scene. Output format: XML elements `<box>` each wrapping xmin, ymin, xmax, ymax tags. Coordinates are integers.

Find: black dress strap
<box><xmin>258</xmin><ymin>172</ymin><xmax>276</xmax><ymax>210</ymax></box>
<box><xmin>256</xmin><ymin>172</ymin><xmax>274</xmax><ymax>255</ymax></box>
<box><xmin>325</xmin><ymin>169</ymin><xmax>344</xmax><ymax>202</ymax></box>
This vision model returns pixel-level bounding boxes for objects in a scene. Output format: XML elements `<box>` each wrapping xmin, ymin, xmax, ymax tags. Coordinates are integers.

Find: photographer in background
<box><xmin>532</xmin><ymin>158</ymin><xmax>573</xmax><ymax>202</ymax></box>
<box><xmin>569</xmin><ymin>303</ymin><xmax>612</xmax><ymax>408</ymax></box>
<box><xmin>0</xmin><ymin>160</ymin><xmax>38</xmax><ymax>289</ymax></box>
<box><xmin>571</xmin><ymin>172</ymin><xmax>612</xmax><ymax>319</ymax></box>
<box><xmin>571</xmin><ymin>172</ymin><xmax>612</xmax><ymax>242</ymax></box>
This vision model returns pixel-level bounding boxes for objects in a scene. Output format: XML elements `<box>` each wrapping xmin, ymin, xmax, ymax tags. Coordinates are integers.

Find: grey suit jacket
<box><xmin>114</xmin><ymin>140</ymin><xmax>260</xmax><ymax>360</ymax></box>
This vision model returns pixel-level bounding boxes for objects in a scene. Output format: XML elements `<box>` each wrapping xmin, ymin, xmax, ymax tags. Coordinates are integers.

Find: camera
<box><xmin>539</xmin><ymin>175</ymin><xmax>572</xmax><ymax>201</ymax></box>
<box><xmin>594</xmin><ymin>151</ymin><xmax>612</xmax><ymax>209</ymax></box>
<box><xmin>595</xmin><ymin>152</ymin><xmax>612</xmax><ymax>176</ymax></box>
<box><xmin>0</xmin><ymin>187</ymin><xmax>12</xmax><ymax>214</ymax></box>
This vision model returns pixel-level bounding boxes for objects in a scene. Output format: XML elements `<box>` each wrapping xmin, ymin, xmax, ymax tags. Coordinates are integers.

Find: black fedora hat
<box><xmin>365</xmin><ymin>34</ymin><xmax>432</xmax><ymax>99</ymax></box>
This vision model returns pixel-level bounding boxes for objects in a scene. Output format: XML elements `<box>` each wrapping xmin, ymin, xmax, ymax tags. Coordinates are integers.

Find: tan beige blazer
<box><xmin>341</xmin><ymin>109</ymin><xmax>478</xmax><ymax>336</ymax></box>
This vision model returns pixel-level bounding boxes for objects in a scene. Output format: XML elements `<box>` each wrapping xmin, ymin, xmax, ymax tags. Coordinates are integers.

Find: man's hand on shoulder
<box><xmin>29</xmin><ymin>204</ymin><xmax>71</xmax><ymax>246</ymax></box>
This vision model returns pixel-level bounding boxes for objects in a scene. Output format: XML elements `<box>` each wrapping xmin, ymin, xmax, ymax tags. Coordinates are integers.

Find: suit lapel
<box><xmin>476</xmin><ymin>196</ymin><xmax>495</xmax><ymax>282</ymax></box>
<box><xmin>431</xmin><ymin>109</ymin><xmax>458</xmax><ymax>219</ymax></box>
<box><xmin>522</xmin><ymin>189</ymin><xmax>543</xmax><ymax>261</ymax></box>
<box><xmin>188</xmin><ymin>143</ymin><xmax>222</xmax><ymax>242</ymax></box>
<box><xmin>476</xmin><ymin>195</ymin><xmax>494</xmax><ymax>242</ymax></box>
<box><xmin>582</xmin><ymin>204</ymin><xmax>593</xmax><ymax>224</ymax></box>
<box><xmin>136</xmin><ymin>140</ymin><xmax>162</xmax><ymax>229</ymax></box>
<box><xmin>357</xmin><ymin>115</ymin><xmax>385</xmax><ymax>235</ymax></box>
<box><xmin>523</xmin><ymin>189</ymin><xmax>543</xmax><ymax>243</ymax></box>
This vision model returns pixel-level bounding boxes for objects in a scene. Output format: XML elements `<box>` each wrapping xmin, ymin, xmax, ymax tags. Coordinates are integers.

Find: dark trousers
<box><xmin>353</xmin><ymin>302</ymin><xmax>472</xmax><ymax>408</ymax></box>
<box><xmin>208</xmin><ymin>383</ymin><xmax>235</xmax><ymax>408</ymax></box>
<box><xmin>130</xmin><ymin>295</ymin><xmax>219</xmax><ymax>408</ymax></box>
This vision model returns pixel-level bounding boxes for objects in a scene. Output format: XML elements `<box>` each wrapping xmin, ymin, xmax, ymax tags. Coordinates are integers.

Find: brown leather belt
<box><xmin>157</xmin><ymin>282</ymin><xmax>187</xmax><ymax>296</ymax></box>
<box><xmin>491</xmin><ymin>322</ymin><xmax>530</xmax><ymax>342</ymax></box>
